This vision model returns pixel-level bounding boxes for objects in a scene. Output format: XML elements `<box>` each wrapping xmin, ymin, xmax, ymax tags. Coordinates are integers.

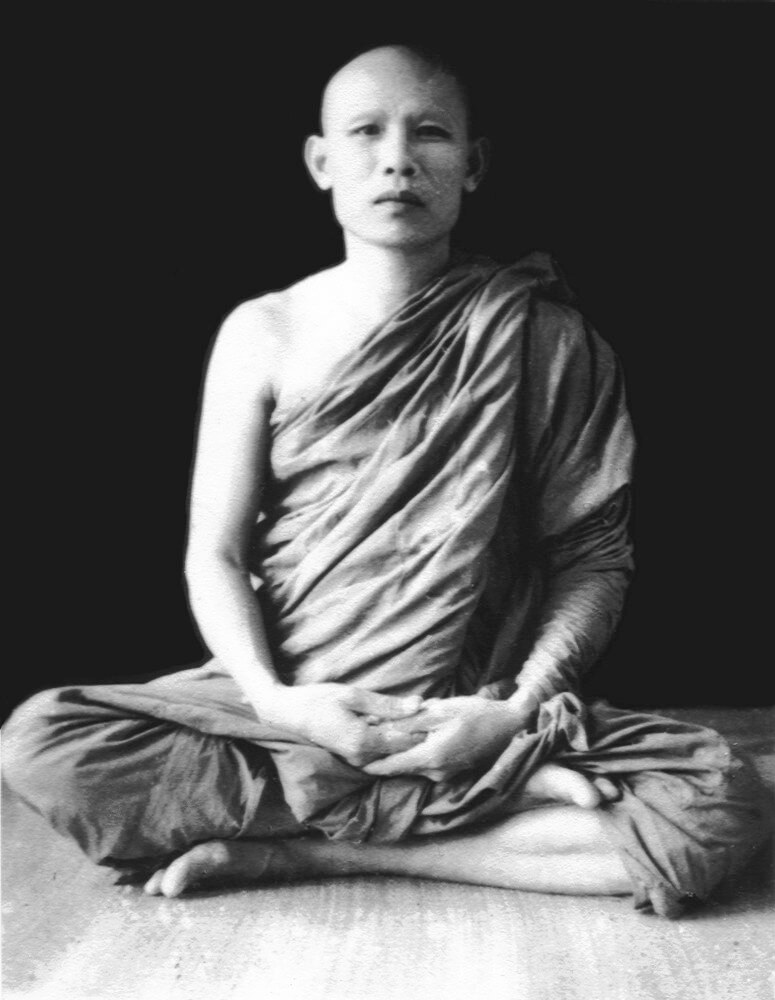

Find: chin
<box><xmin>353</xmin><ymin>225</ymin><xmax>452</xmax><ymax>252</ymax></box>
<box><xmin>338</xmin><ymin>210</ymin><xmax>454</xmax><ymax>250</ymax></box>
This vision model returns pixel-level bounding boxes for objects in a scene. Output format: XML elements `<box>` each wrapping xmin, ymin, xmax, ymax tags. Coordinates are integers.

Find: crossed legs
<box><xmin>144</xmin><ymin>766</ymin><xmax>631</xmax><ymax>898</ymax></box>
<box><xmin>3</xmin><ymin>687</ymin><xmax>632</xmax><ymax>902</ymax></box>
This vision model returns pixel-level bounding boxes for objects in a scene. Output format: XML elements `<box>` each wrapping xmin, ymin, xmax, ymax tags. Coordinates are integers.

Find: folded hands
<box><xmin>253</xmin><ymin>682</ymin><xmax>537</xmax><ymax>781</ymax></box>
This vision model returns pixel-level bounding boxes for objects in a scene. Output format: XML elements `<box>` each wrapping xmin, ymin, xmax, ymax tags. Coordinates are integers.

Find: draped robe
<box><xmin>3</xmin><ymin>254</ymin><xmax>772</xmax><ymax>918</ymax></box>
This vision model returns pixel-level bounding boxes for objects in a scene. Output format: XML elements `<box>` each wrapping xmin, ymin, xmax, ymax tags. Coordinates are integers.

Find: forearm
<box><xmin>186</xmin><ymin>554</ymin><xmax>424</xmax><ymax>764</ymax></box>
<box><xmin>510</xmin><ymin>566</ymin><xmax>629</xmax><ymax>708</ymax></box>
<box><xmin>185</xmin><ymin>553</ymin><xmax>284</xmax><ymax>707</ymax></box>
<box><xmin>508</xmin><ymin>487</ymin><xmax>633</xmax><ymax>711</ymax></box>
<box><xmin>508</xmin><ymin>304</ymin><xmax>635</xmax><ymax>712</ymax></box>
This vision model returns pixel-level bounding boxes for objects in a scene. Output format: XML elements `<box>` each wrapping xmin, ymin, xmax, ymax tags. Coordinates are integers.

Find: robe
<box><xmin>3</xmin><ymin>253</ymin><xmax>772</xmax><ymax>918</ymax></box>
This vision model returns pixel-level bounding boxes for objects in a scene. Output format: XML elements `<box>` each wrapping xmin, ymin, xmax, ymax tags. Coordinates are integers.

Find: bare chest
<box><xmin>273</xmin><ymin>299</ymin><xmax>379</xmax><ymax>414</ymax></box>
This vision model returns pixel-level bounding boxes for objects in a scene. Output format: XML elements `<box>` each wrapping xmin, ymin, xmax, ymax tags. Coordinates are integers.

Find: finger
<box><xmin>348</xmin><ymin>689</ymin><xmax>423</xmax><ymax>719</ymax></box>
<box><xmin>362</xmin><ymin>713</ymin><xmax>429</xmax><ymax>728</ymax></box>
<box><xmin>362</xmin><ymin>701</ymin><xmax>444</xmax><ymax>730</ymax></box>
<box><xmin>419</xmin><ymin>769</ymin><xmax>447</xmax><ymax>783</ymax></box>
<box><xmin>363</xmin><ymin>726</ymin><xmax>427</xmax><ymax>757</ymax></box>
<box><xmin>369</xmin><ymin>715</ymin><xmax>433</xmax><ymax>735</ymax></box>
<box><xmin>362</xmin><ymin>743</ymin><xmax>438</xmax><ymax>776</ymax></box>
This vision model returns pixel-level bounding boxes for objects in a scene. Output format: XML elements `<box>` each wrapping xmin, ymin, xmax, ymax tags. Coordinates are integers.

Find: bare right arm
<box><xmin>184</xmin><ymin>300</ymin><xmax>422</xmax><ymax>766</ymax></box>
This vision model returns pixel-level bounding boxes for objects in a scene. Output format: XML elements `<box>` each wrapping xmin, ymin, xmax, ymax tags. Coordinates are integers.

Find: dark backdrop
<box><xmin>7</xmin><ymin>8</ymin><xmax>772</xmax><ymax>721</ymax></box>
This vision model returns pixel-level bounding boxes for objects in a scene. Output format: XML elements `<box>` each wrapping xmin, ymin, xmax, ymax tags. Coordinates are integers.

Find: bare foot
<box><xmin>143</xmin><ymin>840</ymin><xmax>301</xmax><ymax>898</ymax></box>
<box><xmin>523</xmin><ymin>764</ymin><xmax>619</xmax><ymax>809</ymax></box>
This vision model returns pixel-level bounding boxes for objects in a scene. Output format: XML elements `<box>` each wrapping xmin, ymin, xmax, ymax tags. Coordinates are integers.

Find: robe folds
<box><xmin>3</xmin><ymin>253</ymin><xmax>772</xmax><ymax>918</ymax></box>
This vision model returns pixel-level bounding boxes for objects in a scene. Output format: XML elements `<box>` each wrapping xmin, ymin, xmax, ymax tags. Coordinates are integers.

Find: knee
<box><xmin>2</xmin><ymin>687</ymin><xmax>81</xmax><ymax>808</ymax></box>
<box><xmin>3</xmin><ymin>686</ymin><xmax>178</xmax><ymax>864</ymax></box>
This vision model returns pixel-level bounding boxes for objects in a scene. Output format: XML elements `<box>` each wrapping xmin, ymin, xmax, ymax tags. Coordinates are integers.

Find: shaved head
<box><xmin>304</xmin><ymin>41</ymin><xmax>488</xmax><ymax>254</ymax></box>
<box><xmin>320</xmin><ymin>44</ymin><xmax>476</xmax><ymax>138</ymax></box>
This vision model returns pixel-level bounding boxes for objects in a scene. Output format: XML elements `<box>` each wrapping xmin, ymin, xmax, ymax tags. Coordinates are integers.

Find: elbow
<box><xmin>184</xmin><ymin>543</ymin><xmax>249</xmax><ymax>589</ymax></box>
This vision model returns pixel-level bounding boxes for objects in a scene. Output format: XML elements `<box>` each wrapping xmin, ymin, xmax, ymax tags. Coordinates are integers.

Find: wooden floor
<box><xmin>3</xmin><ymin>708</ymin><xmax>773</xmax><ymax>1000</ymax></box>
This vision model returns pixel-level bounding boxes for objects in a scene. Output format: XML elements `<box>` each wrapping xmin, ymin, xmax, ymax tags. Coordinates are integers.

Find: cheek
<box><xmin>426</xmin><ymin>156</ymin><xmax>468</xmax><ymax>195</ymax></box>
<box><xmin>329</xmin><ymin>149</ymin><xmax>369</xmax><ymax>180</ymax></box>
<box><xmin>429</xmin><ymin>174</ymin><xmax>466</xmax><ymax>208</ymax></box>
<box><xmin>328</xmin><ymin>167</ymin><xmax>368</xmax><ymax>206</ymax></box>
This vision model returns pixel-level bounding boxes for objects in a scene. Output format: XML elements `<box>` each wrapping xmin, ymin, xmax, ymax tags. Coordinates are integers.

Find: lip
<box><xmin>374</xmin><ymin>191</ymin><xmax>424</xmax><ymax>207</ymax></box>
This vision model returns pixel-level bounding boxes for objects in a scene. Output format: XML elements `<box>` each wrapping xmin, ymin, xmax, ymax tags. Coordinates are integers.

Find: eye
<box><xmin>415</xmin><ymin>124</ymin><xmax>452</xmax><ymax>139</ymax></box>
<box><xmin>351</xmin><ymin>123</ymin><xmax>381</xmax><ymax>136</ymax></box>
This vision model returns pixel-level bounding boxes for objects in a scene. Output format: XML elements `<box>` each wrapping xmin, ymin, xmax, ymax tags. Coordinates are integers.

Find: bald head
<box><xmin>304</xmin><ymin>43</ymin><xmax>487</xmax><ymax>253</ymax></box>
<box><xmin>320</xmin><ymin>45</ymin><xmax>474</xmax><ymax>138</ymax></box>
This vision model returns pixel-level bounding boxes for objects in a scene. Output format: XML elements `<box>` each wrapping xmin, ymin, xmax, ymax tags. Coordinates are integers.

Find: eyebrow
<box><xmin>339</xmin><ymin>107</ymin><xmax>460</xmax><ymax>128</ymax></box>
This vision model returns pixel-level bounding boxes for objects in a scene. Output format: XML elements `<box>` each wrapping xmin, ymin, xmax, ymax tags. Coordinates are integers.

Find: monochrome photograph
<box><xmin>3</xmin><ymin>7</ymin><xmax>773</xmax><ymax>999</ymax></box>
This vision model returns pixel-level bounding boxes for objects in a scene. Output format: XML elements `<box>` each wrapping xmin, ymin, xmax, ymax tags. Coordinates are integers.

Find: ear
<box><xmin>304</xmin><ymin>134</ymin><xmax>332</xmax><ymax>191</ymax></box>
<box><xmin>463</xmin><ymin>137</ymin><xmax>489</xmax><ymax>193</ymax></box>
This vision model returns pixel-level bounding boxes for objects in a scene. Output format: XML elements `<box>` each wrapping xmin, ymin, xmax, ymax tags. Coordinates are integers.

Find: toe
<box><xmin>571</xmin><ymin>774</ymin><xmax>601</xmax><ymax>810</ymax></box>
<box><xmin>594</xmin><ymin>777</ymin><xmax>621</xmax><ymax>802</ymax></box>
<box><xmin>158</xmin><ymin>855</ymin><xmax>194</xmax><ymax>897</ymax></box>
<box><xmin>143</xmin><ymin>869</ymin><xmax>166</xmax><ymax>895</ymax></box>
<box><xmin>159</xmin><ymin>842</ymin><xmax>232</xmax><ymax>898</ymax></box>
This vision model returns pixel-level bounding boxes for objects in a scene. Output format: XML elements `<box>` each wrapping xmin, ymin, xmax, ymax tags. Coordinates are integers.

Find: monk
<box><xmin>3</xmin><ymin>43</ymin><xmax>771</xmax><ymax>918</ymax></box>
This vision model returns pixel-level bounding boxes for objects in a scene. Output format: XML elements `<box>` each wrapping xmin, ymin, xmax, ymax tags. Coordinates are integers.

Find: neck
<box><xmin>337</xmin><ymin>238</ymin><xmax>452</xmax><ymax>320</ymax></box>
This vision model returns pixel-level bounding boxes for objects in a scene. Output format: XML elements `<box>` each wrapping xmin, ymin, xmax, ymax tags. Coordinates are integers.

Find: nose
<box><xmin>379</xmin><ymin>127</ymin><xmax>417</xmax><ymax>177</ymax></box>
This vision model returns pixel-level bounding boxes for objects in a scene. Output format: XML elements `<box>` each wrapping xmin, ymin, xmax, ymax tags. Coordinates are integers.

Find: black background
<box><xmin>7</xmin><ymin>7</ymin><xmax>773</xmax><ymax>721</ymax></box>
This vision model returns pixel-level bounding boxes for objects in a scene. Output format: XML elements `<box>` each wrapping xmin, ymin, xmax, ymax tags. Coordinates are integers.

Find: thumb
<box><xmin>348</xmin><ymin>689</ymin><xmax>423</xmax><ymax>719</ymax></box>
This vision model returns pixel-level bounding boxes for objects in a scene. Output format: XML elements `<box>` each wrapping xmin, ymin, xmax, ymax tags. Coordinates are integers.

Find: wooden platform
<box><xmin>3</xmin><ymin>707</ymin><xmax>773</xmax><ymax>1000</ymax></box>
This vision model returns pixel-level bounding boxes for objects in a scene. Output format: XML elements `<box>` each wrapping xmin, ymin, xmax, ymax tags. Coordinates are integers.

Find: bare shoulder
<box><xmin>214</xmin><ymin>290</ymin><xmax>290</xmax><ymax>363</ymax></box>
<box><xmin>206</xmin><ymin>284</ymin><xmax>303</xmax><ymax>402</ymax></box>
<box><xmin>213</xmin><ymin>267</ymin><xmax>339</xmax><ymax>362</ymax></box>
<box><xmin>282</xmin><ymin>265</ymin><xmax>342</xmax><ymax>327</ymax></box>
<box><xmin>205</xmin><ymin>267</ymin><xmax>344</xmax><ymax>409</ymax></box>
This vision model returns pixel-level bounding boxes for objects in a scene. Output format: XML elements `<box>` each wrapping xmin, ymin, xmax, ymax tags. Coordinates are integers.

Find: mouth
<box><xmin>374</xmin><ymin>191</ymin><xmax>424</xmax><ymax>207</ymax></box>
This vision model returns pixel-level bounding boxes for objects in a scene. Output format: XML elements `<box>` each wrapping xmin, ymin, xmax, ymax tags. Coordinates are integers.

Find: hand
<box><xmin>253</xmin><ymin>682</ymin><xmax>426</xmax><ymax>768</ymax></box>
<box><xmin>362</xmin><ymin>696</ymin><xmax>533</xmax><ymax>781</ymax></box>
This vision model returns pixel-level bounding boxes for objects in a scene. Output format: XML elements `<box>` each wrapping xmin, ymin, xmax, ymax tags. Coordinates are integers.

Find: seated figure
<box><xmin>3</xmin><ymin>43</ymin><xmax>772</xmax><ymax>918</ymax></box>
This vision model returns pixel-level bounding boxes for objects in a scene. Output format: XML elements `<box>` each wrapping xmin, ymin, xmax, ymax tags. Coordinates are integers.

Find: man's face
<box><xmin>306</xmin><ymin>47</ymin><xmax>482</xmax><ymax>252</ymax></box>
